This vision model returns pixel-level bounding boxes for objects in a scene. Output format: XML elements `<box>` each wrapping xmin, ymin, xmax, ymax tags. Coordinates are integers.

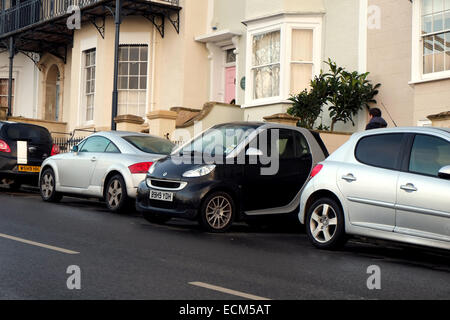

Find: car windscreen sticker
<box><xmin>17</xmin><ymin>141</ymin><xmax>28</xmax><ymax>164</ymax></box>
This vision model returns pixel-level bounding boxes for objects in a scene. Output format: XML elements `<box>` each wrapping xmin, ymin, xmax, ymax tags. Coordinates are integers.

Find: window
<box><xmin>290</xmin><ymin>29</ymin><xmax>314</xmax><ymax>94</ymax></box>
<box><xmin>293</xmin><ymin>131</ymin><xmax>310</xmax><ymax>157</ymax></box>
<box><xmin>275</xmin><ymin>129</ymin><xmax>296</xmax><ymax>159</ymax></box>
<box><xmin>355</xmin><ymin>134</ymin><xmax>405</xmax><ymax>170</ymax></box>
<box><xmin>79</xmin><ymin>136</ymin><xmax>111</xmax><ymax>153</ymax></box>
<box><xmin>409</xmin><ymin>134</ymin><xmax>450</xmax><ymax>176</ymax></box>
<box><xmin>421</xmin><ymin>0</ymin><xmax>450</xmax><ymax>74</ymax></box>
<box><xmin>123</xmin><ymin>135</ymin><xmax>174</xmax><ymax>155</ymax></box>
<box><xmin>118</xmin><ymin>45</ymin><xmax>148</xmax><ymax>117</ymax></box>
<box><xmin>252</xmin><ymin>30</ymin><xmax>281</xmax><ymax>100</ymax></box>
<box><xmin>105</xmin><ymin>142</ymin><xmax>121</xmax><ymax>153</ymax></box>
<box><xmin>226</xmin><ymin>49</ymin><xmax>236</xmax><ymax>64</ymax></box>
<box><xmin>84</xmin><ymin>49</ymin><xmax>96</xmax><ymax>121</ymax></box>
<box><xmin>0</xmin><ymin>79</ymin><xmax>14</xmax><ymax>112</ymax></box>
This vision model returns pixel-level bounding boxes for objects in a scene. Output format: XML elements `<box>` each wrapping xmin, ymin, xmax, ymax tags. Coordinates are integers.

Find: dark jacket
<box><xmin>366</xmin><ymin>116</ymin><xmax>388</xmax><ymax>130</ymax></box>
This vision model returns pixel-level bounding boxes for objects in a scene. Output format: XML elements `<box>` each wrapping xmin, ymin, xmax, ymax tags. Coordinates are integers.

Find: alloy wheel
<box><xmin>41</xmin><ymin>173</ymin><xmax>54</xmax><ymax>199</ymax></box>
<box><xmin>205</xmin><ymin>196</ymin><xmax>232</xmax><ymax>230</ymax></box>
<box><xmin>107</xmin><ymin>179</ymin><xmax>123</xmax><ymax>209</ymax></box>
<box><xmin>309</xmin><ymin>204</ymin><xmax>338</xmax><ymax>243</ymax></box>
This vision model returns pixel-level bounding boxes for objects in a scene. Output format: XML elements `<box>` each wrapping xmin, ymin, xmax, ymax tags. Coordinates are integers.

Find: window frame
<box><xmin>244</xmin><ymin>15</ymin><xmax>322</xmax><ymax>108</ymax></box>
<box><xmin>412</xmin><ymin>0</ymin><xmax>450</xmax><ymax>82</ymax></box>
<box><xmin>117</xmin><ymin>44</ymin><xmax>149</xmax><ymax>118</ymax></box>
<box><xmin>83</xmin><ymin>49</ymin><xmax>96</xmax><ymax>123</ymax></box>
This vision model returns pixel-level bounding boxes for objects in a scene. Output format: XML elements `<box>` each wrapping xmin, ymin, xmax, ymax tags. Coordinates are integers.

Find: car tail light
<box><xmin>128</xmin><ymin>162</ymin><xmax>154</xmax><ymax>174</ymax></box>
<box><xmin>51</xmin><ymin>144</ymin><xmax>60</xmax><ymax>156</ymax></box>
<box><xmin>0</xmin><ymin>139</ymin><xmax>11</xmax><ymax>153</ymax></box>
<box><xmin>310</xmin><ymin>164</ymin><xmax>323</xmax><ymax>178</ymax></box>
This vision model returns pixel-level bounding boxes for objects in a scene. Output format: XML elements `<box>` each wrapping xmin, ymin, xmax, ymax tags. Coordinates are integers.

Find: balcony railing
<box><xmin>0</xmin><ymin>0</ymin><xmax>180</xmax><ymax>37</ymax></box>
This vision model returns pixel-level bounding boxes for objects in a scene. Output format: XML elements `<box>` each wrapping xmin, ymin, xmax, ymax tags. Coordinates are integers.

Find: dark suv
<box><xmin>136</xmin><ymin>122</ymin><xmax>328</xmax><ymax>232</ymax></box>
<box><xmin>0</xmin><ymin>121</ymin><xmax>58</xmax><ymax>189</ymax></box>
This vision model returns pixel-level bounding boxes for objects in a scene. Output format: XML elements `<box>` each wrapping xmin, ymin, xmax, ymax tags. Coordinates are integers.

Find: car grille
<box><xmin>149</xmin><ymin>199</ymin><xmax>176</xmax><ymax>209</ymax></box>
<box><xmin>150</xmin><ymin>179</ymin><xmax>181</xmax><ymax>189</ymax></box>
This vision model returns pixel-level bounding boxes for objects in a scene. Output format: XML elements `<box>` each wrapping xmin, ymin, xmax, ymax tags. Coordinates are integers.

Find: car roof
<box><xmin>93</xmin><ymin>131</ymin><xmax>164</xmax><ymax>139</ymax></box>
<box><xmin>352</xmin><ymin>126</ymin><xmax>450</xmax><ymax>138</ymax></box>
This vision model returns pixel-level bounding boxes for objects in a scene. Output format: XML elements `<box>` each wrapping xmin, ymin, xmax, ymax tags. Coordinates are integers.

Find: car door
<box><xmin>58</xmin><ymin>136</ymin><xmax>109</xmax><ymax>189</ymax></box>
<box><xmin>337</xmin><ymin>133</ymin><xmax>406</xmax><ymax>232</ymax></box>
<box><xmin>395</xmin><ymin>133</ymin><xmax>450</xmax><ymax>242</ymax></box>
<box><xmin>243</xmin><ymin>128</ymin><xmax>304</xmax><ymax>212</ymax></box>
<box><xmin>88</xmin><ymin>140</ymin><xmax>122</xmax><ymax>190</ymax></box>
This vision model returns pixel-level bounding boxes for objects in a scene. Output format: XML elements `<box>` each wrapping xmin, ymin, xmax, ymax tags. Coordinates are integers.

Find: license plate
<box><xmin>149</xmin><ymin>190</ymin><xmax>174</xmax><ymax>202</ymax></box>
<box><xmin>18</xmin><ymin>165</ymin><xmax>40</xmax><ymax>173</ymax></box>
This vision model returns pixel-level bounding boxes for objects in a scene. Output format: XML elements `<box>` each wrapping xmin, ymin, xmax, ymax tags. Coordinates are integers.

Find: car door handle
<box><xmin>400</xmin><ymin>183</ymin><xmax>417</xmax><ymax>192</ymax></box>
<box><xmin>91</xmin><ymin>157</ymin><xmax>97</xmax><ymax>162</ymax></box>
<box><xmin>341</xmin><ymin>174</ymin><xmax>357</xmax><ymax>182</ymax></box>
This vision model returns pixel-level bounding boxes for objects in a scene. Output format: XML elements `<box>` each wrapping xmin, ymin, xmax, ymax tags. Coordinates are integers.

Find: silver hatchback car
<box><xmin>39</xmin><ymin>131</ymin><xmax>174</xmax><ymax>212</ymax></box>
<box><xmin>299</xmin><ymin>127</ymin><xmax>450</xmax><ymax>251</ymax></box>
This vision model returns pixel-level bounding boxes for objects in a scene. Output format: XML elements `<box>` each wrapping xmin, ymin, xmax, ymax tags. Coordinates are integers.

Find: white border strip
<box><xmin>189</xmin><ymin>282</ymin><xmax>271</xmax><ymax>300</ymax></box>
<box><xmin>0</xmin><ymin>233</ymin><xmax>79</xmax><ymax>255</ymax></box>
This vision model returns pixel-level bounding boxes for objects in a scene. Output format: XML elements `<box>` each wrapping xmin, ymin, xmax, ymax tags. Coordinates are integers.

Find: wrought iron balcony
<box><xmin>0</xmin><ymin>0</ymin><xmax>180</xmax><ymax>38</ymax></box>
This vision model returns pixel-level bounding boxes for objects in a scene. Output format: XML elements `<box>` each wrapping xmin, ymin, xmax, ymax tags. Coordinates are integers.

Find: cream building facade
<box><xmin>0</xmin><ymin>0</ymin><xmax>448</xmax><ymax>142</ymax></box>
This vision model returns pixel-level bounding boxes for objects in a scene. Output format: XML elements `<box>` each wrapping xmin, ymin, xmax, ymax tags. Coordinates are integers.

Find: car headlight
<box><xmin>148</xmin><ymin>162</ymin><xmax>157</xmax><ymax>175</ymax></box>
<box><xmin>182</xmin><ymin>165</ymin><xmax>216</xmax><ymax>178</ymax></box>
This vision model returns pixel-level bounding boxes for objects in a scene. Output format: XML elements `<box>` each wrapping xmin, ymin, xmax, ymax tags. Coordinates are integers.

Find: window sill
<box><xmin>409</xmin><ymin>73</ymin><xmax>450</xmax><ymax>85</ymax></box>
<box><xmin>242</xmin><ymin>99</ymin><xmax>292</xmax><ymax>108</ymax></box>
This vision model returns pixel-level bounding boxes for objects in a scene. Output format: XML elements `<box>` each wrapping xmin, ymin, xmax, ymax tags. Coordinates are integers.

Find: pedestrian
<box><xmin>366</xmin><ymin>107</ymin><xmax>388</xmax><ymax>130</ymax></box>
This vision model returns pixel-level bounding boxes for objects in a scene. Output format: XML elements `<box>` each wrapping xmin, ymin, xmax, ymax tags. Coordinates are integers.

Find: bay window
<box><xmin>245</xmin><ymin>15</ymin><xmax>321</xmax><ymax>107</ymax></box>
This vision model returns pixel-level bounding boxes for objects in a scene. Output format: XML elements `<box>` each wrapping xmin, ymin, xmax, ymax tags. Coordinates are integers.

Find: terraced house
<box><xmin>0</xmin><ymin>0</ymin><xmax>448</xmax><ymax>143</ymax></box>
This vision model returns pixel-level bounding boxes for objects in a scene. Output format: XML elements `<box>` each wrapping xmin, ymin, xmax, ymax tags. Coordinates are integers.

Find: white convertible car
<box><xmin>39</xmin><ymin>131</ymin><xmax>174</xmax><ymax>212</ymax></box>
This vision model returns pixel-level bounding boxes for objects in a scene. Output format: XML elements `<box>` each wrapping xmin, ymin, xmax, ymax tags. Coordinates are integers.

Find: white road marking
<box><xmin>0</xmin><ymin>233</ymin><xmax>79</xmax><ymax>255</ymax></box>
<box><xmin>189</xmin><ymin>281</ymin><xmax>271</xmax><ymax>300</ymax></box>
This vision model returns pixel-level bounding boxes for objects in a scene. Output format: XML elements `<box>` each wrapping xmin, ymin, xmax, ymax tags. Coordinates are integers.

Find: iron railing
<box><xmin>0</xmin><ymin>0</ymin><xmax>179</xmax><ymax>36</ymax></box>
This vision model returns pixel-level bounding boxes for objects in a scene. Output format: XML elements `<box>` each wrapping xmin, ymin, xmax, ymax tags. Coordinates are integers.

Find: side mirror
<box><xmin>438</xmin><ymin>165</ymin><xmax>450</xmax><ymax>180</ymax></box>
<box><xmin>72</xmin><ymin>145</ymin><xmax>79</xmax><ymax>153</ymax></box>
<box><xmin>246</xmin><ymin>147</ymin><xmax>263</xmax><ymax>157</ymax></box>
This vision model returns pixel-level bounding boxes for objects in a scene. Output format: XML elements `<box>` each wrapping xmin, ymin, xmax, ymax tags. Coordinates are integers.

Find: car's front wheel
<box><xmin>306</xmin><ymin>197</ymin><xmax>346</xmax><ymax>250</ymax></box>
<box><xmin>105</xmin><ymin>174</ymin><xmax>130</xmax><ymax>213</ymax></box>
<box><xmin>40</xmin><ymin>169</ymin><xmax>63</xmax><ymax>202</ymax></box>
<box><xmin>199</xmin><ymin>192</ymin><xmax>235</xmax><ymax>232</ymax></box>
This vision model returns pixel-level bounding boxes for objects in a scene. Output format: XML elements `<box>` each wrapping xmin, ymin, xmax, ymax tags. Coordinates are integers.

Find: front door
<box><xmin>225</xmin><ymin>66</ymin><xmax>236</xmax><ymax>104</ymax></box>
<box><xmin>58</xmin><ymin>136</ymin><xmax>109</xmax><ymax>189</ymax></box>
<box><xmin>395</xmin><ymin>133</ymin><xmax>450</xmax><ymax>242</ymax></box>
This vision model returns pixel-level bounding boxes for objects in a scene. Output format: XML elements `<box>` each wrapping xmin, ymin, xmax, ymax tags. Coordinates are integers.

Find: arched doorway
<box><xmin>44</xmin><ymin>64</ymin><xmax>60</xmax><ymax>121</ymax></box>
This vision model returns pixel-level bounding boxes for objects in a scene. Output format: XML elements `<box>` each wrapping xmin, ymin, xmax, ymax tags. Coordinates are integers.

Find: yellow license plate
<box><xmin>18</xmin><ymin>165</ymin><xmax>41</xmax><ymax>173</ymax></box>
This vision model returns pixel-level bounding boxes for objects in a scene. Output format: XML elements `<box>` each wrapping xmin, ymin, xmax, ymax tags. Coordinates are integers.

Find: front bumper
<box><xmin>135</xmin><ymin>178</ymin><xmax>214</xmax><ymax>220</ymax></box>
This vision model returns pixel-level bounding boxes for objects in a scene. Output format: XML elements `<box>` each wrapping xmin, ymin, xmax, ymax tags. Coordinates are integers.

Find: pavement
<box><xmin>0</xmin><ymin>186</ymin><xmax>449</xmax><ymax>300</ymax></box>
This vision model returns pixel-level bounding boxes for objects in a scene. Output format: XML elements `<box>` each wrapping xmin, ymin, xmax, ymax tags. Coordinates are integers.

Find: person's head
<box><xmin>368</xmin><ymin>108</ymin><xmax>382</xmax><ymax>119</ymax></box>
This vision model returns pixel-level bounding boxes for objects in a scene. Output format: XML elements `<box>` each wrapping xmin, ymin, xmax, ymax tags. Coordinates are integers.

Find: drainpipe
<box><xmin>111</xmin><ymin>0</ymin><xmax>122</xmax><ymax>130</ymax></box>
<box><xmin>7</xmin><ymin>36</ymin><xmax>14</xmax><ymax>117</ymax></box>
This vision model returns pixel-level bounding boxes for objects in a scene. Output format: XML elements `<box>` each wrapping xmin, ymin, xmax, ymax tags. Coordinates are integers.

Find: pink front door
<box><xmin>225</xmin><ymin>66</ymin><xmax>236</xmax><ymax>104</ymax></box>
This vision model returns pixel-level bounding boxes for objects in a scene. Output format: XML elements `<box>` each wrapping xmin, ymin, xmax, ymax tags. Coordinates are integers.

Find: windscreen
<box><xmin>177</xmin><ymin>124</ymin><xmax>258</xmax><ymax>157</ymax></box>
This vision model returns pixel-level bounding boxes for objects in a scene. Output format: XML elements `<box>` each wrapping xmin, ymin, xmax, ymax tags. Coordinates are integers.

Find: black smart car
<box><xmin>136</xmin><ymin>122</ymin><xmax>328</xmax><ymax>232</ymax></box>
<box><xmin>0</xmin><ymin>121</ymin><xmax>58</xmax><ymax>189</ymax></box>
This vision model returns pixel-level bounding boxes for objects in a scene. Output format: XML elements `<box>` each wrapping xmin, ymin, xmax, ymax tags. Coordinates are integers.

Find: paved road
<box><xmin>0</xmin><ymin>187</ymin><xmax>449</xmax><ymax>300</ymax></box>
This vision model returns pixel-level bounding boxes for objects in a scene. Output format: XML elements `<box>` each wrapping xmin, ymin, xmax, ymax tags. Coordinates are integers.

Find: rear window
<box><xmin>123</xmin><ymin>135</ymin><xmax>174</xmax><ymax>155</ymax></box>
<box><xmin>2</xmin><ymin>124</ymin><xmax>52</xmax><ymax>144</ymax></box>
<box><xmin>355</xmin><ymin>133</ymin><xmax>405</xmax><ymax>170</ymax></box>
